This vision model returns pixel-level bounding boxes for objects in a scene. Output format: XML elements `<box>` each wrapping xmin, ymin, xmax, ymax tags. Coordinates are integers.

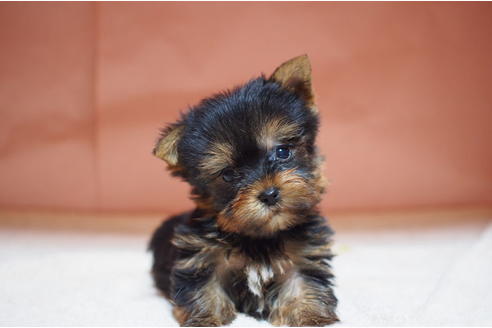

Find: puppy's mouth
<box><xmin>216</xmin><ymin>169</ymin><xmax>322</xmax><ymax>237</ymax></box>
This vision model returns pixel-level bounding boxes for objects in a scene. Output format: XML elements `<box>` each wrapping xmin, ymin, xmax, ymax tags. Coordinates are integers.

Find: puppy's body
<box><xmin>150</xmin><ymin>55</ymin><xmax>338</xmax><ymax>326</ymax></box>
<box><xmin>150</xmin><ymin>210</ymin><xmax>336</xmax><ymax>325</ymax></box>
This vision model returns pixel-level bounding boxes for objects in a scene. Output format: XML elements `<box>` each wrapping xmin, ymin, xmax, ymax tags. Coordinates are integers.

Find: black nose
<box><xmin>258</xmin><ymin>187</ymin><xmax>280</xmax><ymax>206</ymax></box>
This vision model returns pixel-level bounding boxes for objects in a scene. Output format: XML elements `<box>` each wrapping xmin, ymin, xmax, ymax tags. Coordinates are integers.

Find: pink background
<box><xmin>1</xmin><ymin>2</ymin><xmax>491</xmax><ymax>213</ymax></box>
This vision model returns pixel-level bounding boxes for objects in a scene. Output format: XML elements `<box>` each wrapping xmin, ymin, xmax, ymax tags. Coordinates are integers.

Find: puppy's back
<box><xmin>149</xmin><ymin>212</ymin><xmax>191</xmax><ymax>298</ymax></box>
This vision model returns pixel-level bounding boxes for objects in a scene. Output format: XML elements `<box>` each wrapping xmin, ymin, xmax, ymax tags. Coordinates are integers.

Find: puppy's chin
<box><xmin>217</xmin><ymin>206</ymin><xmax>298</xmax><ymax>238</ymax></box>
<box><xmin>216</xmin><ymin>169</ymin><xmax>322</xmax><ymax>238</ymax></box>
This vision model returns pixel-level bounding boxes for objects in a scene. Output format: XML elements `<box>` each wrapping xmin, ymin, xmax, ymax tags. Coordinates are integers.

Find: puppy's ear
<box><xmin>153</xmin><ymin>123</ymin><xmax>184</xmax><ymax>167</ymax></box>
<box><xmin>270</xmin><ymin>54</ymin><xmax>316</xmax><ymax>109</ymax></box>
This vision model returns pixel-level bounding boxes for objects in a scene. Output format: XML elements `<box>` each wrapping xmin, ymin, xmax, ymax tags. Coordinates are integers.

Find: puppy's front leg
<box><xmin>269</xmin><ymin>224</ymin><xmax>338</xmax><ymax>327</ymax></box>
<box><xmin>170</xmin><ymin>236</ymin><xmax>236</xmax><ymax>326</ymax></box>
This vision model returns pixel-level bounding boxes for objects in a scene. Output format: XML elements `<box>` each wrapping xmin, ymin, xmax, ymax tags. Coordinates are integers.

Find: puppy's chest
<box><xmin>244</xmin><ymin>264</ymin><xmax>275</xmax><ymax>297</ymax></box>
<box><xmin>217</xmin><ymin>245</ymin><xmax>294</xmax><ymax>299</ymax></box>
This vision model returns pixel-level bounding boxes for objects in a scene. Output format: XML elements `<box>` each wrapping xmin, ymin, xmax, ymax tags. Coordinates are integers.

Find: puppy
<box><xmin>149</xmin><ymin>55</ymin><xmax>338</xmax><ymax>326</ymax></box>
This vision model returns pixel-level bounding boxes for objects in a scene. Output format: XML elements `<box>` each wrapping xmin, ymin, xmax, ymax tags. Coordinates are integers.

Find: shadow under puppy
<box><xmin>149</xmin><ymin>55</ymin><xmax>338</xmax><ymax>326</ymax></box>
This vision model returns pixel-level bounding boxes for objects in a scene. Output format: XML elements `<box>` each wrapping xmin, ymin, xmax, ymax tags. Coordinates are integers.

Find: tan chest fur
<box><xmin>216</xmin><ymin>248</ymin><xmax>295</xmax><ymax>295</ymax></box>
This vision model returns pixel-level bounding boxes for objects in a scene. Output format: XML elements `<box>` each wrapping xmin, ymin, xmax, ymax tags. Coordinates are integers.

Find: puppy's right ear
<box><xmin>153</xmin><ymin>123</ymin><xmax>184</xmax><ymax>167</ymax></box>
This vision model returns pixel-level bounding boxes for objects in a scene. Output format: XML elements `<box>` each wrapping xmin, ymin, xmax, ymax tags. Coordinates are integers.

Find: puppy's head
<box><xmin>154</xmin><ymin>55</ymin><xmax>324</xmax><ymax>237</ymax></box>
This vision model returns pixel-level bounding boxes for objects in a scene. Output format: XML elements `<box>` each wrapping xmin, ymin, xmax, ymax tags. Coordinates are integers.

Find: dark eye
<box><xmin>222</xmin><ymin>168</ymin><xmax>235</xmax><ymax>182</ymax></box>
<box><xmin>276</xmin><ymin>146</ymin><xmax>291</xmax><ymax>160</ymax></box>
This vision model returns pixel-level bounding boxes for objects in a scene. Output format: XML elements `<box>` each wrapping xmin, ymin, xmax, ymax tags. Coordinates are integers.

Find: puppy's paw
<box><xmin>270</xmin><ymin>304</ymin><xmax>339</xmax><ymax>327</ymax></box>
<box><xmin>173</xmin><ymin>306</ymin><xmax>235</xmax><ymax>327</ymax></box>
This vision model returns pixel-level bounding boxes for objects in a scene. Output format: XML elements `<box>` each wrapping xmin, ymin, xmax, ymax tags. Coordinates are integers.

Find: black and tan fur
<box><xmin>149</xmin><ymin>55</ymin><xmax>338</xmax><ymax>326</ymax></box>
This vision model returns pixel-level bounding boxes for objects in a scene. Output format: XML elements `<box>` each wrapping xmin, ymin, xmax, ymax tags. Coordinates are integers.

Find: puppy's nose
<box><xmin>258</xmin><ymin>187</ymin><xmax>280</xmax><ymax>206</ymax></box>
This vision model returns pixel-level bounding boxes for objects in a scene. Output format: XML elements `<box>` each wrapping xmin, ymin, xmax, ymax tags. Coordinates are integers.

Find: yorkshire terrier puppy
<box><xmin>149</xmin><ymin>55</ymin><xmax>338</xmax><ymax>326</ymax></box>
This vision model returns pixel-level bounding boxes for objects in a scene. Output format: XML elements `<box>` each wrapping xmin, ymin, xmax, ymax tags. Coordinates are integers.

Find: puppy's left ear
<box><xmin>270</xmin><ymin>54</ymin><xmax>316</xmax><ymax>110</ymax></box>
<box><xmin>153</xmin><ymin>123</ymin><xmax>184</xmax><ymax>167</ymax></box>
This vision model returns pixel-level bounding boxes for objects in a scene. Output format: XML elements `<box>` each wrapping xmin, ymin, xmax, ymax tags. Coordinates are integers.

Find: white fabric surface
<box><xmin>0</xmin><ymin>209</ymin><xmax>491</xmax><ymax>326</ymax></box>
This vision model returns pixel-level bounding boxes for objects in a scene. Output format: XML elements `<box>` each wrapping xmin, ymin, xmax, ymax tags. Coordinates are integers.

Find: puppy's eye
<box><xmin>276</xmin><ymin>146</ymin><xmax>291</xmax><ymax>160</ymax></box>
<box><xmin>222</xmin><ymin>168</ymin><xmax>235</xmax><ymax>182</ymax></box>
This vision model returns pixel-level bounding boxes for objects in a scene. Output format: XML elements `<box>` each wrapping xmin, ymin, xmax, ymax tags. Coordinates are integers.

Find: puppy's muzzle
<box><xmin>258</xmin><ymin>187</ymin><xmax>280</xmax><ymax>206</ymax></box>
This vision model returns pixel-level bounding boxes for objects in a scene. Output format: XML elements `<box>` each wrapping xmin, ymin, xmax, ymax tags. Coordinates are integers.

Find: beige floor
<box><xmin>0</xmin><ymin>208</ymin><xmax>491</xmax><ymax>326</ymax></box>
